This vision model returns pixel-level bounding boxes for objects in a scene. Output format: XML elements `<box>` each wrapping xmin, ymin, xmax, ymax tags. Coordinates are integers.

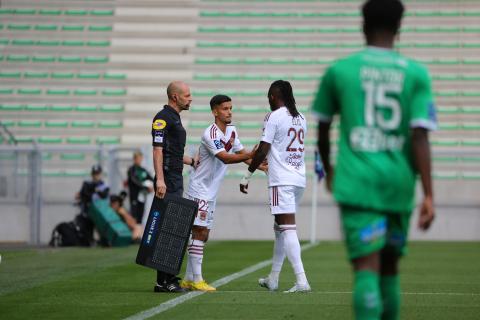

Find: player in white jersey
<box><xmin>240</xmin><ymin>80</ymin><xmax>311</xmax><ymax>293</ymax></box>
<box><xmin>181</xmin><ymin>94</ymin><xmax>262</xmax><ymax>292</ymax></box>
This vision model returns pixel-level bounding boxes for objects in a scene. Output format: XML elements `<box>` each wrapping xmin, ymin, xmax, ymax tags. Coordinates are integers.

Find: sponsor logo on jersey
<box><xmin>360</xmin><ymin>219</ymin><xmax>386</xmax><ymax>243</ymax></box>
<box><xmin>145</xmin><ymin>211</ymin><xmax>160</xmax><ymax>246</ymax></box>
<box><xmin>154</xmin><ymin>130</ymin><xmax>164</xmax><ymax>143</ymax></box>
<box><xmin>152</xmin><ymin>119</ymin><xmax>167</xmax><ymax>130</ymax></box>
<box><xmin>213</xmin><ymin>140</ymin><xmax>222</xmax><ymax>149</ymax></box>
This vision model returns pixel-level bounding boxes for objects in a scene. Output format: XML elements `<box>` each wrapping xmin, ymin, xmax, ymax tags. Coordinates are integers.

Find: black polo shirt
<box><xmin>151</xmin><ymin>105</ymin><xmax>186</xmax><ymax>175</ymax></box>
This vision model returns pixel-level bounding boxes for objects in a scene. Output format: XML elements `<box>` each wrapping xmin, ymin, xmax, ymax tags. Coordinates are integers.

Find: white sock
<box><xmin>184</xmin><ymin>254</ymin><xmax>193</xmax><ymax>282</ymax></box>
<box><xmin>270</xmin><ymin>222</ymin><xmax>285</xmax><ymax>282</ymax></box>
<box><xmin>188</xmin><ymin>239</ymin><xmax>204</xmax><ymax>282</ymax></box>
<box><xmin>280</xmin><ymin>225</ymin><xmax>308</xmax><ymax>286</ymax></box>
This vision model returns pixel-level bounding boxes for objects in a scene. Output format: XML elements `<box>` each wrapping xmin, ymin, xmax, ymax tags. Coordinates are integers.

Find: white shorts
<box><xmin>185</xmin><ymin>194</ymin><xmax>216</xmax><ymax>229</ymax></box>
<box><xmin>269</xmin><ymin>185</ymin><xmax>304</xmax><ymax>215</ymax></box>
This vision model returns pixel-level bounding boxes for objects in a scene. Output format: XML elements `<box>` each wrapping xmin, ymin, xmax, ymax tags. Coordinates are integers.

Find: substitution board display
<box><xmin>136</xmin><ymin>194</ymin><xmax>198</xmax><ymax>275</ymax></box>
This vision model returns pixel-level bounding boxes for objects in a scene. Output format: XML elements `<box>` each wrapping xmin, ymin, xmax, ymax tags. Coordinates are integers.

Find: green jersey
<box><xmin>313</xmin><ymin>47</ymin><xmax>437</xmax><ymax>213</ymax></box>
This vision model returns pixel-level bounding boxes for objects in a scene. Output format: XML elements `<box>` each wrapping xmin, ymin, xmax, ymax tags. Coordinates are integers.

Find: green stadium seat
<box><xmin>66</xmin><ymin>136</ymin><xmax>91</xmax><ymax>144</ymax></box>
<box><xmin>38</xmin><ymin>136</ymin><xmax>63</xmax><ymax>144</ymax></box>
<box><xmin>104</xmin><ymin>73</ymin><xmax>126</xmax><ymax>80</ymax></box>
<box><xmin>90</xmin><ymin>10</ymin><xmax>114</xmax><ymax>16</ymax></box>
<box><xmin>36</xmin><ymin>40</ymin><xmax>60</xmax><ymax>46</ymax></box>
<box><xmin>45</xmin><ymin>121</ymin><xmax>68</xmax><ymax>128</ymax></box>
<box><xmin>32</xmin><ymin>55</ymin><xmax>55</xmax><ymax>63</ymax></box>
<box><xmin>76</xmin><ymin>105</ymin><xmax>97</xmax><ymax>112</ymax></box>
<box><xmin>50</xmin><ymin>105</ymin><xmax>74</xmax><ymax>112</ymax></box>
<box><xmin>15</xmin><ymin>8</ymin><xmax>36</xmax><ymax>15</ymax></box>
<box><xmin>0</xmin><ymin>71</ymin><xmax>21</xmax><ymax>78</ymax></box>
<box><xmin>88</xmin><ymin>25</ymin><xmax>113</xmax><ymax>32</ymax></box>
<box><xmin>0</xmin><ymin>38</ymin><xmax>9</xmax><ymax>45</ymax></box>
<box><xmin>12</xmin><ymin>39</ymin><xmax>35</xmax><ymax>46</ymax></box>
<box><xmin>52</xmin><ymin>72</ymin><xmax>74</xmax><ymax>79</ymax></box>
<box><xmin>60</xmin><ymin>153</ymin><xmax>86</xmax><ymax>161</ymax></box>
<box><xmin>96</xmin><ymin>136</ymin><xmax>120</xmax><ymax>144</ymax></box>
<box><xmin>62</xmin><ymin>40</ymin><xmax>84</xmax><ymax>47</ymax></box>
<box><xmin>87</xmin><ymin>40</ymin><xmax>110</xmax><ymax>47</ymax></box>
<box><xmin>0</xmin><ymin>104</ymin><xmax>23</xmax><ymax>111</ymax></box>
<box><xmin>0</xmin><ymin>88</ymin><xmax>14</xmax><ymax>94</ymax></box>
<box><xmin>25</xmin><ymin>105</ymin><xmax>48</xmax><ymax>111</ymax></box>
<box><xmin>98</xmin><ymin>121</ymin><xmax>122</xmax><ymax>129</ymax></box>
<box><xmin>7</xmin><ymin>54</ymin><xmax>29</xmax><ymax>62</ymax></box>
<box><xmin>25</xmin><ymin>72</ymin><xmax>48</xmax><ymax>78</ymax></box>
<box><xmin>18</xmin><ymin>88</ymin><xmax>42</xmax><ymax>95</ymax></box>
<box><xmin>16</xmin><ymin>137</ymin><xmax>35</xmax><ymax>143</ymax></box>
<box><xmin>74</xmin><ymin>89</ymin><xmax>98</xmax><ymax>96</ymax></box>
<box><xmin>77</xmin><ymin>72</ymin><xmax>101</xmax><ymax>79</ymax></box>
<box><xmin>18</xmin><ymin>120</ymin><xmax>42</xmax><ymax>128</ymax></box>
<box><xmin>59</xmin><ymin>56</ymin><xmax>82</xmax><ymax>63</ymax></box>
<box><xmin>35</xmin><ymin>24</ymin><xmax>58</xmax><ymax>31</ymax></box>
<box><xmin>62</xmin><ymin>25</ymin><xmax>85</xmax><ymax>31</ymax></box>
<box><xmin>99</xmin><ymin>105</ymin><xmax>124</xmax><ymax>112</ymax></box>
<box><xmin>8</xmin><ymin>23</ymin><xmax>31</xmax><ymax>30</ymax></box>
<box><xmin>46</xmin><ymin>89</ymin><xmax>70</xmax><ymax>95</ymax></box>
<box><xmin>0</xmin><ymin>120</ymin><xmax>15</xmax><ymax>127</ymax></box>
<box><xmin>72</xmin><ymin>121</ymin><xmax>95</xmax><ymax>128</ymax></box>
<box><xmin>0</xmin><ymin>8</ymin><xmax>14</xmax><ymax>14</ymax></box>
<box><xmin>84</xmin><ymin>56</ymin><xmax>109</xmax><ymax>63</ymax></box>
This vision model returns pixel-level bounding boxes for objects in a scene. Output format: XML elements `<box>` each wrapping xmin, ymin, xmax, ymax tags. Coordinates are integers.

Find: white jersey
<box><xmin>261</xmin><ymin>106</ymin><xmax>307</xmax><ymax>187</ymax></box>
<box><xmin>187</xmin><ymin>123</ymin><xmax>244</xmax><ymax>201</ymax></box>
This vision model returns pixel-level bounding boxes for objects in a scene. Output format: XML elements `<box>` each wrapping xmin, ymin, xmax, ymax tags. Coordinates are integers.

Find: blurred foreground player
<box><xmin>151</xmin><ymin>81</ymin><xmax>197</xmax><ymax>293</ymax></box>
<box><xmin>240</xmin><ymin>80</ymin><xmax>311</xmax><ymax>293</ymax></box>
<box><xmin>314</xmin><ymin>0</ymin><xmax>436</xmax><ymax>318</ymax></box>
<box><xmin>180</xmin><ymin>95</ymin><xmax>262</xmax><ymax>292</ymax></box>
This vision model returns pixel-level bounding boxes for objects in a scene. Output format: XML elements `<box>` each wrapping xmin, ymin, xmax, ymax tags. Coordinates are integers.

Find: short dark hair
<box><xmin>209</xmin><ymin>94</ymin><xmax>231</xmax><ymax>110</ymax></box>
<box><xmin>362</xmin><ymin>0</ymin><xmax>404</xmax><ymax>35</ymax></box>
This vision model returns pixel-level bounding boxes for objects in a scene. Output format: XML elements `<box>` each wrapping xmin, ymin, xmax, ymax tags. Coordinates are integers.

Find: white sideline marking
<box><xmin>123</xmin><ymin>242</ymin><xmax>319</xmax><ymax>320</ymax></box>
<box><xmin>214</xmin><ymin>290</ymin><xmax>480</xmax><ymax>296</ymax></box>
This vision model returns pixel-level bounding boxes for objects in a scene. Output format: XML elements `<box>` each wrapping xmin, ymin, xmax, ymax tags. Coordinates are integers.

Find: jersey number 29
<box><xmin>286</xmin><ymin>128</ymin><xmax>305</xmax><ymax>152</ymax></box>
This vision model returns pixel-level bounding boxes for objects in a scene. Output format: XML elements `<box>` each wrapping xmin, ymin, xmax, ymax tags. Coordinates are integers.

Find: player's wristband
<box><xmin>240</xmin><ymin>171</ymin><xmax>253</xmax><ymax>185</ymax></box>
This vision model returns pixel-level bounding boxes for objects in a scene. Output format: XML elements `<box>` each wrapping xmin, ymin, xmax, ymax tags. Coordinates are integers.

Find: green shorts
<box><xmin>340</xmin><ymin>205</ymin><xmax>412</xmax><ymax>260</ymax></box>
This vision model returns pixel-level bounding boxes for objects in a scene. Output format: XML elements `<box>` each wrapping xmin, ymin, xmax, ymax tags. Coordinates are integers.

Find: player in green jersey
<box><xmin>313</xmin><ymin>0</ymin><xmax>436</xmax><ymax>319</ymax></box>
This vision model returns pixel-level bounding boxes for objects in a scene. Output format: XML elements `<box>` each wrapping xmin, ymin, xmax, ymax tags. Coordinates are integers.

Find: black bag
<box><xmin>49</xmin><ymin>214</ymin><xmax>93</xmax><ymax>247</ymax></box>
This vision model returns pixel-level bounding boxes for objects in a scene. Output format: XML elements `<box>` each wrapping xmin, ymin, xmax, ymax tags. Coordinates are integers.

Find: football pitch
<box><xmin>1</xmin><ymin>241</ymin><xmax>479</xmax><ymax>320</ymax></box>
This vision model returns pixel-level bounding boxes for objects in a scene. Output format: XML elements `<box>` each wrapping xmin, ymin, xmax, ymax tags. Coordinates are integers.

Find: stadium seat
<box><xmin>37</xmin><ymin>136</ymin><xmax>63</xmax><ymax>144</ymax></box>
<box><xmin>98</xmin><ymin>121</ymin><xmax>123</xmax><ymax>129</ymax></box>
<box><xmin>60</xmin><ymin>153</ymin><xmax>86</xmax><ymax>161</ymax></box>
<box><xmin>45</xmin><ymin>121</ymin><xmax>69</xmax><ymax>128</ymax></box>
<box><xmin>96</xmin><ymin>136</ymin><xmax>120</xmax><ymax>144</ymax></box>
<box><xmin>72</xmin><ymin>121</ymin><xmax>95</xmax><ymax>128</ymax></box>
<box><xmin>66</xmin><ymin>136</ymin><xmax>91</xmax><ymax>144</ymax></box>
<box><xmin>18</xmin><ymin>120</ymin><xmax>42</xmax><ymax>128</ymax></box>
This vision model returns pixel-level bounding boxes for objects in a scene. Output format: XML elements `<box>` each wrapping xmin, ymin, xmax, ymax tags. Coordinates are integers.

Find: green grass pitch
<box><xmin>0</xmin><ymin>241</ymin><xmax>479</xmax><ymax>320</ymax></box>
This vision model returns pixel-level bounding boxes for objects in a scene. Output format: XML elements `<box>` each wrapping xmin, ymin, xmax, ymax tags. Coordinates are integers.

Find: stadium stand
<box><xmin>0</xmin><ymin>0</ymin><xmax>479</xmax><ymax>184</ymax></box>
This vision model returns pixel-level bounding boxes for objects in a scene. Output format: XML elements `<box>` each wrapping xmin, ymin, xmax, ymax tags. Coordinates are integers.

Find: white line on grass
<box><xmin>123</xmin><ymin>242</ymin><xmax>319</xmax><ymax>320</ymax></box>
<box><xmin>215</xmin><ymin>290</ymin><xmax>480</xmax><ymax>296</ymax></box>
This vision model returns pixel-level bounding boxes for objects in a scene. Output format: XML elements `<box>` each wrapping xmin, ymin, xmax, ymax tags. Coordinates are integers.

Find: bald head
<box><xmin>166</xmin><ymin>81</ymin><xmax>192</xmax><ymax>113</ymax></box>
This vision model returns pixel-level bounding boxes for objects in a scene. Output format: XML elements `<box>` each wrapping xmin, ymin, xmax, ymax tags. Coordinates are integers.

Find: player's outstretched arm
<box><xmin>240</xmin><ymin>142</ymin><xmax>270</xmax><ymax>194</ymax></box>
<box><xmin>317</xmin><ymin>121</ymin><xmax>333</xmax><ymax>192</ymax></box>
<box><xmin>216</xmin><ymin>149</ymin><xmax>253</xmax><ymax>164</ymax></box>
<box><xmin>412</xmin><ymin>127</ymin><xmax>435</xmax><ymax>230</ymax></box>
